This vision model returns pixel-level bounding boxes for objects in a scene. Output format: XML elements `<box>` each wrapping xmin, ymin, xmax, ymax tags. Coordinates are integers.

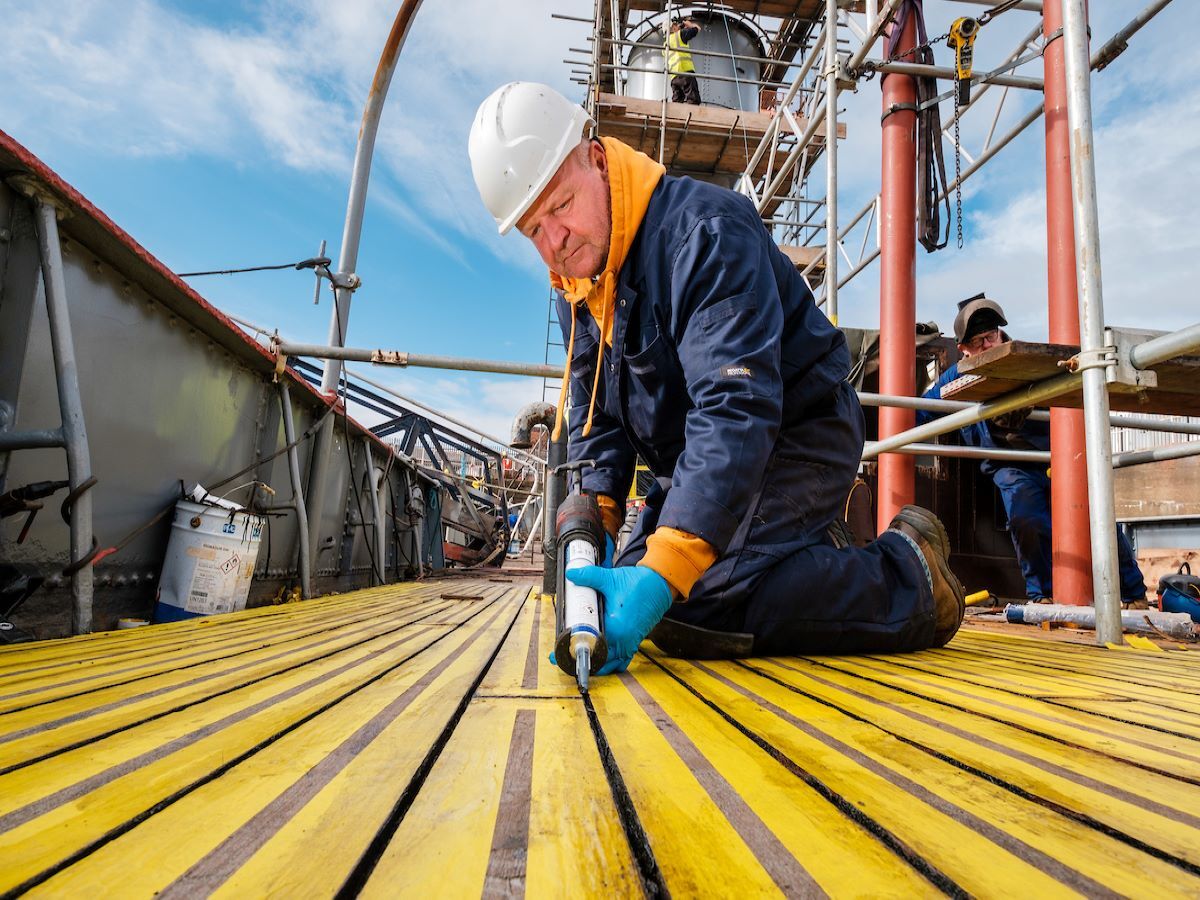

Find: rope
<box><xmin>178</xmin><ymin>255</ymin><xmax>331</xmax><ymax>278</ymax></box>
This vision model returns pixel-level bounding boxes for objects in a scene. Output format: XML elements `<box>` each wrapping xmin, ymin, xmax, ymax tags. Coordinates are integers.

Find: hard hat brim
<box><xmin>496</xmin><ymin>105</ymin><xmax>593</xmax><ymax>235</ymax></box>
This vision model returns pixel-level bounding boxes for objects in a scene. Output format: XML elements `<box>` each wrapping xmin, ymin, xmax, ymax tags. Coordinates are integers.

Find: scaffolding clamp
<box><xmin>947</xmin><ymin>17</ymin><xmax>979</xmax><ymax>107</ymax></box>
<box><xmin>1058</xmin><ymin>345</ymin><xmax>1115</xmax><ymax>376</ymax></box>
<box><xmin>1106</xmin><ymin>327</ymin><xmax>1160</xmax><ymax>392</ymax></box>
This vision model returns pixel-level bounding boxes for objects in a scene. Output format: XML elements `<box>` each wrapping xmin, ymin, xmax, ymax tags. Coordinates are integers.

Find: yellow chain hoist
<box><xmin>947</xmin><ymin>16</ymin><xmax>980</xmax><ymax>106</ymax></box>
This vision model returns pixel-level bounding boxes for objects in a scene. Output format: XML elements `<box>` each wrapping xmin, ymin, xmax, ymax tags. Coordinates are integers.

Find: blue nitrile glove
<box><xmin>566</xmin><ymin>564</ymin><xmax>673</xmax><ymax>675</ymax></box>
<box><xmin>602</xmin><ymin>535</ymin><xmax>616</xmax><ymax>568</ymax></box>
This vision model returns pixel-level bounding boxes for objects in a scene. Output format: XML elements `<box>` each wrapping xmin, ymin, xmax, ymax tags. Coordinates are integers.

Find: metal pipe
<box><xmin>824</xmin><ymin>0</ymin><xmax>839</xmax><ymax>325</ymax></box>
<box><xmin>362</xmin><ymin>438</ymin><xmax>386</xmax><ymax>586</ymax></box>
<box><xmin>33</xmin><ymin>200</ymin><xmax>94</xmax><ymax>635</ymax></box>
<box><xmin>864</xmin><ymin>60</ymin><xmax>1044</xmax><ymax>91</ymax></box>
<box><xmin>344</xmin><ymin>366</ymin><xmax>542</xmax><ymax>466</ymax></box>
<box><xmin>1129</xmin><ymin>323</ymin><xmax>1200</xmax><ymax>370</ymax></box>
<box><xmin>320</xmin><ymin>0</ymin><xmax>424</xmax><ymax>394</ymax></box>
<box><xmin>543</xmin><ymin>431</ymin><xmax>567</xmax><ymax>596</ymax></box>
<box><xmin>876</xmin><ymin>8</ymin><xmax>917</xmax><ymax>533</ymax></box>
<box><xmin>511</xmin><ymin>401</ymin><xmax>557</xmax><ymax>449</ymax></box>
<box><xmin>1113</xmin><ymin>439</ymin><xmax>1200</xmax><ymax>469</ymax></box>
<box><xmin>1044</xmin><ymin>0</ymin><xmax>1092</xmax><ymax>608</ymax></box>
<box><xmin>1062</xmin><ymin>0</ymin><xmax>1121</xmax><ymax>644</ymax></box>
<box><xmin>278</xmin><ymin>381</ymin><xmax>313</xmax><ymax>600</ymax></box>
<box><xmin>1091</xmin><ymin>0</ymin><xmax>1175</xmax><ymax>72</ymax></box>
<box><xmin>863</xmin><ymin>371</ymin><xmax>1081</xmax><ymax>460</ymax></box>
<box><xmin>858</xmin><ymin>391</ymin><xmax>1200</xmax><ymax>436</ymax></box>
<box><xmin>279</xmin><ymin>340</ymin><xmax>562</xmax><ymax>380</ymax></box>
<box><xmin>864</xmin><ymin>442</ymin><xmax>1051</xmax><ymax>464</ymax></box>
<box><xmin>0</xmin><ymin>429</ymin><xmax>64</xmax><ymax>450</ymax></box>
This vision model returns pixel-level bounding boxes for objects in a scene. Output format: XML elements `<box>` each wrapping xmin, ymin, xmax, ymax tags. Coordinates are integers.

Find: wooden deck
<box><xmin>943</xmin><ymin>339</ymin><xmax>1200</xmax><ymax>416</ymax></box>
<box><xmin>2</xmin><ymin>578</ymin><xmax>1200</xmax><ymax>896</ymax></box>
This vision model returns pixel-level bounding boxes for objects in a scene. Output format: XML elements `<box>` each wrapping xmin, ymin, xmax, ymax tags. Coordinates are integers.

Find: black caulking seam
<box><xmin>865</xmin><ymin>651</ymin><xmax>1200</xmax><ymax>722</ymax></box>
<box><xmin>804</xmin><ymin>657</ymin><xmax>1200</xmax><ymax>787</ymax></box>
<box><xmin>651</xmin><ymin>656</ymin><xmax>962</xmax><ymax>897</ymax></box>
<box><xmin>0</xmin><ymin>595</ymin><xmax>437</xmax><ymax>716</ymax></box>
<box><xmin>0</xmin><ymin>601</ymin><xmax>459</xmax><ymax>778</ymax></box>
<box><xmin>1038</xmin><ymin>698</ymin><xmax>1200</xmax><ymax>746</ymax></box>
<box><xmin>740</xmin><ymin>661</ymin><xmax>1200</xmax><ymax>880</ymax></box>
<box><xmin>0</xmin><ymin>592</ymin><xmax>409</xmax><ymax>685</ymax></box>
<box><xmin>0</xmin><ymin>595</ymin><xmax>509</xmax><ymax>900</ymax></box>
<box><xmin>333</xmin><ymin>594</ymin><xmax>528</xmax><ymax>898</ymax></box>
<box><xmin>582</xmin><ymin>686</ymin><xmax>670</xmax><ymax>899</ymax></box>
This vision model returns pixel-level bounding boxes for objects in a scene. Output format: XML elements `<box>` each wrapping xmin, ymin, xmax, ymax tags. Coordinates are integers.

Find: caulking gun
<box><xmin>552</xmin><ymin>460</ymin><xmax>608</xmax><ymax>691</ymax></box>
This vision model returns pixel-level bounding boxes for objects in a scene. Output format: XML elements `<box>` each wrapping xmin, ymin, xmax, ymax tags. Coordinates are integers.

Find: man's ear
<box><xmin>590</xmin><ymin>139</ymin><xmax>608</xmax><ymax>178</ymax></box>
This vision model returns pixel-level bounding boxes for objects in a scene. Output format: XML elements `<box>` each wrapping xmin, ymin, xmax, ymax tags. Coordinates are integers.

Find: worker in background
<box><xmin>920</xmin><ymin>294</ymin><xmax>1147</xmax><ymax>603</ymax></box>
<box><xmin>468</xmin><ymin>82</ymin><xmax>966</xmax><ymax>675</ymax></box>
<box><xmin>666</xmin><ymin>17</ymin><xmax>702</xmax><ymax>105</ymax></box>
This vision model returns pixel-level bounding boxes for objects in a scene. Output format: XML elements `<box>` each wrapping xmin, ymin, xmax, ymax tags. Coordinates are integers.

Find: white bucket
<box><xmin>156</xmin><ymin>499</ymin><xmax>264</xmax><ymax>621</ymax></box>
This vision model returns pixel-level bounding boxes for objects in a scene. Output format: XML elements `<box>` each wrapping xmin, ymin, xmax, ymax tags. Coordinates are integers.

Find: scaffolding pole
<box><xmin>824</xmin><ymin>0</ymin><xmax>839</xmax><ymax>325</ymax></box>
<box><xmin>1061</xmin><ymin>0</ymin><xmax>1121</xmax><ymax>644</ymax></box>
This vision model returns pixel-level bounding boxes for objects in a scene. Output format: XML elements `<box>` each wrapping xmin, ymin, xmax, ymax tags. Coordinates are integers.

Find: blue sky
<box><xmin>2</xmin><ymin>1</ymin><xmax>1196</xmax><ymax>440</ymax></box>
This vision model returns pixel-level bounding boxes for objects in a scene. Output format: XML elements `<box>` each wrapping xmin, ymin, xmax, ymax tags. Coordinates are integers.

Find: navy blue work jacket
<box><xmin>557</xmin><ymin>175</ymin><xmax>849</xmax><ymax>554</ymax></box>
<box><xmin>919</xmin><ymin>361</ymin><xmax>1051</xmax><ymax>477</ymax></box>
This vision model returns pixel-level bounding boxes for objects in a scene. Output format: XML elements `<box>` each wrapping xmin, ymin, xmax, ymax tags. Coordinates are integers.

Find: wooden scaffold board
<box><xmin>2</xmin><ymin>579</ymin><xmax>1200</xmax><ymax>896</ymax></box>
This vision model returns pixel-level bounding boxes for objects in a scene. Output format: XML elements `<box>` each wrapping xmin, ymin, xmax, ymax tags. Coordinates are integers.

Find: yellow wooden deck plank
<box><xmin>806</xmin><ymin>655</ymin><xmax>1200</xmax><ymax>778</ymax></box>
<box><xmin>650</xmin><ymin>652</ymin><xmax>1200</xmax><ymax>898</ymax></box>
<box><xmin>0</xmin><ymin>586</ymin><xmax>406</xmax><ymax>671</ymax></box>
<box><xmin>476</xmin><ymin>593</ymin><xmax>582</xmax><ymax>699</ymax></box>
<box><xmin>0</xmin><ymin>592</ymin><xmax>443</xmax><ymax>715</ymax></box>
<box><xmin>0</xmin><ymin>590</ymin><xmax>516</xmax><ymax>893</ymax></box>
<box><xmin>0</xmin><ymin>597</ymin><xmax>458</xmax><ymax>768</ymax></box>
<box><xmin>0</xmin><ymin>592</ymin><xmax>413</xmax><ymax>698</ymax></box>
<box><xmin>849</xmin><ymin>643</ymin><xmax>1200</xmax><ymax>713</ymax></box>
<box><xmin>810</xmin><ymin>654</ymin><xmax>1200</xmax><ymax>767</ymax></box>
<box><xmin>1049</xmin><ymin>698</ymin><xmax>1200</xmax><ymax>738</ymax></box>
<box><xmin>27</xmin><ymin>591</ymin><xmax>526</xmax><ymax>899</ymax></box>
<box><xmin>940</xmin><ymin>644</ymin><xmax>1200</xmax><ymax>702</ymax></box>
<box><xmin>749</xmin><ymin>656</ymin><xmax>1200</xmax><ymax>868</ymax></box>
<box><xmin>945</xmin><ymin>633</ymin><xmax>1200</xmax><ymax>694</ymax></box>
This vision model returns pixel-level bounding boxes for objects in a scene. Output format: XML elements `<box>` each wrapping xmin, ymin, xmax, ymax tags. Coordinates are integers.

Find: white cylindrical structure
<box><xmin>156</xmin><ymin>500</ymin><xmax>265</xmax><ymax>622</ymax></box>
<box><xmin>625</xmin><ymin>13</ymin><xmax>765</xmax><ymax>110</ymax></box>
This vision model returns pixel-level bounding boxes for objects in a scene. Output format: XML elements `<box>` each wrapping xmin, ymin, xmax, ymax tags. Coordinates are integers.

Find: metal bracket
<box><xmin>5</xmin><ymin>176</ymin><xmax>71</xmax><ymax>220</ymax></box>
<box><xmin>270</xmin><ymin>332</ymin><xmax>287</xmax><ymax>382</ymax></box>
<box><xmin>1106</xmin><ymin>327</ymin><xmax>1161</xmax><ymax>391</ymax></box>
<box><xmin>1057</xmin><ymin>345</ymin><xmax>1115</xmax><ymax>375</ymax></box>
<box><xmin>371</xmin><ymin>350</ymin><xmax>409</xmax><ymax>366</ymax></box>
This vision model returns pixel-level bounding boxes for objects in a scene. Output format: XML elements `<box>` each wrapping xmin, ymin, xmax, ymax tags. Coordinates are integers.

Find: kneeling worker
<box><xmin>920</xmin><ymin>294</ymin><xmax>1146</xmax><ymax>603</ymax></box>
<box><xmin>469</xmin><ymin>83</ymin><xmax>966</xmax><ymax>675</ymax></box>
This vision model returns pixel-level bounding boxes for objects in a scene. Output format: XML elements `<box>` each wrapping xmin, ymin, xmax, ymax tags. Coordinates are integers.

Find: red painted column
<box><xmin>1044</xmin><ymin>0</ymin><xmax>1092</xmax><ymax>605</ymax></box>
<box><xmin>877</xmin><ymin>11</ymin><xmax>918</xmax><ymax>535</ymax></box>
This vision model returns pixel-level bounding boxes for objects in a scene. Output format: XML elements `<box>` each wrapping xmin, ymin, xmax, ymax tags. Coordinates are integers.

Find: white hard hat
<box><xmin>468</xmin><ymin>82</ymin><xmax>593</xmax><ymax>235</ymax></box>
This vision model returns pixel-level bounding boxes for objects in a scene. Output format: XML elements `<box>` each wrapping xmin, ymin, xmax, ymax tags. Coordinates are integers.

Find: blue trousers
<box><xmin>991</xmin><ymin>466</ymin><xmax>1146</xmax><ymax>601</ymax></box>
<box><xmin>615</xmin><ymin>382</ymin><xmax>937</xmax><ymax>655</ymax></box>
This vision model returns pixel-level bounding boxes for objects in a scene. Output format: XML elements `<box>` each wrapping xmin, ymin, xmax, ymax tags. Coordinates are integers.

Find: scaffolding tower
<box><xmin>563</xmin><ymin>0</ymin><xmax>1196</xmax><ymax>644</ymax></box>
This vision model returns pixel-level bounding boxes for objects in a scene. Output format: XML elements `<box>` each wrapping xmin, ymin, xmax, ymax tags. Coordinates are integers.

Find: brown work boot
<box><xmin>887</xmin><ymin>505</ymin><xmax>965</xmax><ymax>647</ymax></box>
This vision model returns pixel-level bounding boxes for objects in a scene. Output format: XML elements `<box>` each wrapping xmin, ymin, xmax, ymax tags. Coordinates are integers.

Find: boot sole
<box><xmin>893</xmin><ymin>505</ymin><xmax>951</xmax><ymax>559</ymax></box>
